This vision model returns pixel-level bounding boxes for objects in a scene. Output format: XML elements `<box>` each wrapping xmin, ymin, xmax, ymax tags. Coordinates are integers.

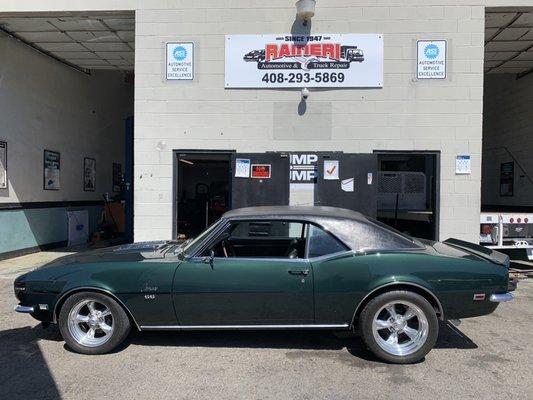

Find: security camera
<box><xmin>301</xmin><ymin>88</ymin><xmax>310</xmax><ymax>101</ymax></box>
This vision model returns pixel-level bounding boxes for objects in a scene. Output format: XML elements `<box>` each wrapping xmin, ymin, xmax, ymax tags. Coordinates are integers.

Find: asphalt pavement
<box><xmin>0</xmin><ymin>250</ymin><xmax>532</xmax><ymax>400</ymax></box>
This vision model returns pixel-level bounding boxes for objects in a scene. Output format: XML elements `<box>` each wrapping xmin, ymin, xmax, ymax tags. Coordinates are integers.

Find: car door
<box><xmin>172</xmin><ymin>220</ymin><xmax>314</xmax><ymax>325</ymax></box>
<box><xmin>307</xmin><ymin>224</ymin><xmax>372</xmax><ymax>325</ymax></box>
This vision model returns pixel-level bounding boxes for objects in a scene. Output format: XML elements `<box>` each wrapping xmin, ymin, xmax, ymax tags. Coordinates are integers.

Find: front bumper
<box><xmin>489</xmin><ymin>293</ymin><xmax>514</xmax><ymax>303</ymax></box>
<box><xmin>15</xmin><ymin>304</ymin><xmax>34</xmax><ymax>313</ymax></box>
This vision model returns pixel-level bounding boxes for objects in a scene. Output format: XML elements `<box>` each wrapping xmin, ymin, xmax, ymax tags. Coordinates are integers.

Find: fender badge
<box><xmin>473</xmin><ymin>293</ymin><xmax>486</xmax><ymax>301</ymax></box>
<box><xmin>144</xmin><ymin>294</ymin><xmax>156</xmax><ymax>300</ymax></box>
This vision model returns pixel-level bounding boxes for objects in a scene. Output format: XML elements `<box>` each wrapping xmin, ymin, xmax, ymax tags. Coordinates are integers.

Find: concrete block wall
<box><xmin>133</xmin><ymin>1</ymin><xmax>486</xmax><ymax>243</ymax></box>
<box><xmin>482</xmin><ymin>73</ymin><xmax>533</xmax><ymax>207</ymax></box>
<box><xmin>2</xmin><ymin>0</ymin><xmax>522</xmax><ymax>243</ymax></box>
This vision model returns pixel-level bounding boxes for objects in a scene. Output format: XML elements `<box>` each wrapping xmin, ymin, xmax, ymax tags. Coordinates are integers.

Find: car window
<box><xmin>307</xmin><ymin>224</ymin><xmax>349</xmax><ymax>258</ymax></box>
<box><xmin>206</xmin><ymin>220</ymin><xmax>307</xmax><ymax>259</ymax></box>
<box><xmin>230</xmin><ymin>220</ymin><xmax>304</xmax><ymax>238</ymax></box>
<box><xmin>313</xmin><ymin>217</ymin><xmax>423</xmax><ymax>252</ymax></box>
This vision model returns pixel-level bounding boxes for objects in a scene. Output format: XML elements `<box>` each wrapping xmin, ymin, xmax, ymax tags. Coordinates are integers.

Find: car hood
<box><xmin>34</xmin><ymin>241</ymin><xmax>169</xmax><ymax>272</ymax></box>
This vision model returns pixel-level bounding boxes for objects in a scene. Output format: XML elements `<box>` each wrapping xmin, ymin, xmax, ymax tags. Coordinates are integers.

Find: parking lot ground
<box><xmin>1</xmin><ymin>250</ymin><xmax>532</xmax><ymax>400</ymax></box>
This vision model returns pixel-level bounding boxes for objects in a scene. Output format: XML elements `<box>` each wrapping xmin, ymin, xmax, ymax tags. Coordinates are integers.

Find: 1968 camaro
<box><xmin>14</xmin><ymin>206</ymin><xmax>514</xmax><ymax>363</ymax></box>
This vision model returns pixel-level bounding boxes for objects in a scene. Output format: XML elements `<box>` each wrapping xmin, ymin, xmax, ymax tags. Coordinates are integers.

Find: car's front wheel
<box><xmin>359</xmin><ymin>290</ymin><xmax>439</xmax><ymax>364</ymax></box>
<box><xmin>58</xmin><ymin>291</ymin><xmax>131</xmax><ymax>355</ymax></box>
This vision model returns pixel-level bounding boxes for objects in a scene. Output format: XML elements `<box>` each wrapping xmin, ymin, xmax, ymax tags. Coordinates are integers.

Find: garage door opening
<box><xmin>481</xmin><ymin>8</ymin><xmax>533</xmax><ymax>261</ymax></box>
<box><xmin>174</xmin><ymin>152</ymin><xmax>233</xmax><ymax>239</ymax></box>
<box><xmin>0</xmin><ymin>11</ymin><xmax>135</xmax><ymax>255</ymax></box>
<box><xmin>375</xmin><ymin>152</ymin><xmax>439</xmax><ymax>241</ymax></box>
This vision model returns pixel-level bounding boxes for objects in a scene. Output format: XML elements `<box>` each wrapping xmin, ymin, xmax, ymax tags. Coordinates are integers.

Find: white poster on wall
<box><xmin>225</xmin><ymin>34</ymin><xmax>383</xmax><ymax>88</ymax></box>
<box><xmin>166</xmin><ymin>42</ymin><xmax>194</xmax><ymax>80</ymax></box>
<box><xmin>417</xmin><ymin>40</ymin><xmax>447</xmax><ymax>79</ymax></box>
<box><xmin>323</xmin><ymin>160</ymin><xmax>339</xmax><ymax>180</ymax></box>
<box><xmin>0</xmin><ymin>141</ymin><xmax>6</xmax><ymax>189</ymax></box>
<box><xmin>44</xmin><ymin>149</ymin><xmax>60</xmax><ymax>190</ymax></box>
<box><xmin>235</xmin><ymin>158</ymin><xmax>251</xmax><ymax>178</ymax></box>
<box><xmin>456</xmin><ymin>155</ymin><xmax>471</xmax><ymax>175</ymax></box>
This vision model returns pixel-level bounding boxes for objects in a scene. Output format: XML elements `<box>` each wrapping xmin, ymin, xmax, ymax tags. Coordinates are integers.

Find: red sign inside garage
<box><xmin>251</xmin><ymin>164</ymin><xmax>271</xmax><ymax>179</ymax></box>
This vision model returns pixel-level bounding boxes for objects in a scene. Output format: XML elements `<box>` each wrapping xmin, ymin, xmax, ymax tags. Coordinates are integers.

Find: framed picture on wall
<box><xmin>500</xmin><ymin>162</ymin><xmax>514</xmax><ymax>197</ymax></box>
<box><xmin>0</xmin><ymin>140</ymin><xmax>6</xmax><ymax>189</ymax></box>
<box><xmin>84</xmin><ymin>157</ymin><xmax>96</xmax><ymax>192</ymax></box>
<box><xmin>113</xmin><ymin>163</ymin><xmax>122</xmax><ymax>193</ymax></box>
<box><xmin>43</xmin><ymin>149</ymin><xmax>60</xmax><ymax>190</ymax></box>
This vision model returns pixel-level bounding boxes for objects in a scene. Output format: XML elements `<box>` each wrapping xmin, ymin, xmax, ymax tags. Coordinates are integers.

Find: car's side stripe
<box><xmin>139</xmin><ymin>324</ymin><xmax>350</xmax><ymax>331</ymax></box>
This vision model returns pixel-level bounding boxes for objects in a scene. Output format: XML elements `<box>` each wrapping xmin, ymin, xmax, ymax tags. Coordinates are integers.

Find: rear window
<box><xmin>355</xmin><ymin>222</ymin><xmax>420</xmax><ymax>251</ymax></box>
<box><xmin>316</xmin><ymin>218</ymin><xmax>423</xmax><ymax>252</ymax></box>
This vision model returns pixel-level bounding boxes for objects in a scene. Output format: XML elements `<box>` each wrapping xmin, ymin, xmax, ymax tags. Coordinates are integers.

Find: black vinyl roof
<box><xmin>223</xmin><ymin>206</ymin><xmax>367</xmax><ymax>222</ymax></box>
<box><xmin>221</xmin><ymin>206</ymin><xmax>420</xmax><ymax>252</ymax></box>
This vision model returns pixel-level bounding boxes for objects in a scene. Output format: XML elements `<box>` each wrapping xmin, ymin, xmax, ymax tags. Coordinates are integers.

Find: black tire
<box><xmin>358</xmin><ymin>290</ymin><xmax>439</xmax><ymax>364</ymax></box>
<box><xmin>58</xmin><ymin>291</ymin><xmax>131</xmax><ymax>355</ymax></box>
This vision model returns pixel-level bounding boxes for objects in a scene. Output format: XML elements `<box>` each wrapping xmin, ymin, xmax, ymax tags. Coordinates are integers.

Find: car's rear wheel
<box><xmin>359</xmin><ymin>290</ymin><xmax>438</xmax><ymax>364</ymax></box>
<box><xmin>58</xmin><ymin>292</ymin><xmax>131</xmax><ymax>355</ymax></box>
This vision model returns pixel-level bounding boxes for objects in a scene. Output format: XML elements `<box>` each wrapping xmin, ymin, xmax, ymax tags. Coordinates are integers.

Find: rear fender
<box><xmin>351</xmin><ymin>278</ymin><xmax>444</xmax><ymax>326</ymax></box>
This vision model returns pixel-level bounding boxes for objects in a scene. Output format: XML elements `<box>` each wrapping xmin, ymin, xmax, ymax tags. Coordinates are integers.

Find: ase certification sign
<box><xmin>225</xmin><ymin>34</ymin><xmax>383</xmax><ymax>88</ymax></box>
<box><xmin>417</xmin><ymin>40</ymin><xmax>446</xmax><ymax>79</ymax></box>
<box><xmin>166</xmin><ymin>42</ymin><xmax>194</xmax><ymax>80</ymax></box>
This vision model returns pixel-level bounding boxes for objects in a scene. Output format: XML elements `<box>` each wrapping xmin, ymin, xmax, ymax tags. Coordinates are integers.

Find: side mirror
<box><xmin>204</xmin><ymin>250</ymin><xmax>214</xmax><ymax>267</ymax></box>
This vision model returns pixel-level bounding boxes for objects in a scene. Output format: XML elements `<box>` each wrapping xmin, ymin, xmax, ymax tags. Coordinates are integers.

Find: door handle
<box><xmin>288</xmin><ymin>269</ymin><xmax>310</xmax><ymax>276</ymax></box>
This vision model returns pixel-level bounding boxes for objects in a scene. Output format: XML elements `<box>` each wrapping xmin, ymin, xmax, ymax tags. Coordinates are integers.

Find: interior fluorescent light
<box><xmin>179</xmin><ymin>159</ymin><xmax>194</xmax><ymax>165</ymax></box>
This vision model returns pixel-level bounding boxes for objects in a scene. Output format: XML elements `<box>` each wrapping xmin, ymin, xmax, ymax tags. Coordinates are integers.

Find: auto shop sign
<box><xmin>225</xmin><ymin>34</ymin><xmax>383</xmax><ymax>88</ymax></box>
<box><xmin>166</xmin><ymin>42</ymin><xmax>194</xmax><ymax>80</ymax></box>
<box><xmin>417</xmin><ymin>40</ymin><xmax>446</xmax><ymax>79</ymax></box>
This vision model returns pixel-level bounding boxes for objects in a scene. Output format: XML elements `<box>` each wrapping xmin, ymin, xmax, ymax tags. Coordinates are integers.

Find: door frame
<box><xmin>373</xmin><ymin>150</ymin><xmax>441</xmax><ymax>241</ymax></box>
<box><xmin>124</xmin><ymin>116</ymin><xmax>134</xmax><ymax>243</ymax></box>
<box><xmin>172</xmin><ymin>149</ymin><xmax>235</xmax><ymax>240</ymax></box>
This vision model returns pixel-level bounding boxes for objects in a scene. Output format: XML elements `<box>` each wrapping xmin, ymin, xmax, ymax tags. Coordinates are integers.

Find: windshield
<box><xmin>178</xmin><ymin>219</ymin><xmax>223</xmax><ymax>256</ymax></box>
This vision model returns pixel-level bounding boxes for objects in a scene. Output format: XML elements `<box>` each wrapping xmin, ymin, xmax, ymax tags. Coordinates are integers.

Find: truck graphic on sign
<box><xmin>243</xmin><ymin>44</ymin><xmax>364</xmax><ymax>66</ymax></box>
<box><xmin>340</xmin><ymin>46</ymin><xmax>364</xmax><ymax>62</ymax></box>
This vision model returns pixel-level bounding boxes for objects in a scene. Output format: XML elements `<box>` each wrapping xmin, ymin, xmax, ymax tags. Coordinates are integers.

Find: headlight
<box><xmin>14</xmin><ymin>274</ymin><xmax>27</xmax><ymax>300</ymax></box>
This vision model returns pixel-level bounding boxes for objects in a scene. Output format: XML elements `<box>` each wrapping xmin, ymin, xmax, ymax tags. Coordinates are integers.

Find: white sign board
<box><xmin>341</xmin><ymin>178</ymin><xmax>354</xmax><ymax>192</ymax></box>
<box><xmin>235</xmin><ymin>158</ymin><xmax>251</xmax><ymax>178</ymax></box>
<box><xmin>456</xmin><ymin>155</ymin><xmax>471</xmax><ymax>175</ymax></box>
<box><xmin>323</xmin><ymin>160</ymin><xmax>339</xmax><ymax>180</ymax></box>
<box><xmin>417</xmin><ymin>40</ymin><xmax>446</xmax><ymax>79</ymax></box>
<box><xmin>225</xmin><ymin>34</ymin><xmax>383</xmax><ymax>88</ymax></box>
<box><xmin>166</xmin><ymin>42</ymin><xmax>194</xmax><ymax>80</ymax></box>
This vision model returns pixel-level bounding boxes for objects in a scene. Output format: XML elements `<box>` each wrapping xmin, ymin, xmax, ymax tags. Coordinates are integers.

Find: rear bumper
<box><xmin>15</xmin><ymin>304</ymin><xmax>35</xmax><ymax>313</ymax></box>
<box><xmin>489</xmin><ymin>293</ymin><xmax>514</xmax><ymax>303</ymax></box>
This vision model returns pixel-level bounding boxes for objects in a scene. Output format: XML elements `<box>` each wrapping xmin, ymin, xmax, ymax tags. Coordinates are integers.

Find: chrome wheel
<box><xmin>67</xmin><ymin>299</ymin><xmax>114</xmax><ymax>348</ymax></box>
<box><xmin>372</xmin><ymin>300</ymin><xmax>429</xmax><ymax>357</ymax></box>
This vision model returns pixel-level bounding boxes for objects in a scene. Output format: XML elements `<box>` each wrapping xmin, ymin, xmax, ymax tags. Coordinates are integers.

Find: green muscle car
<box><xmin>14</xmin><ymin>206</ymin><xmax>514</xmax><ymax>363</ymax></box>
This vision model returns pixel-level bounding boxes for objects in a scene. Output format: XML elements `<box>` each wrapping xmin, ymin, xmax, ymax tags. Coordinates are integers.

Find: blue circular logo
<box><xmin>424</xmin><ymin>44</ymin><xmax>439</xmax><ymax>59</ymax></box>
<box><xmin>173</xmin><ymin>46</ymin><xmax>187</xmax><ymax>61</ymax></box>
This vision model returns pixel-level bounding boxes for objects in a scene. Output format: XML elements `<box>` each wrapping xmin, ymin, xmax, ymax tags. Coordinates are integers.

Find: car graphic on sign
<box><xmin>243</xmin><ymin>49</ymin><xmax>265</xmax><ymax>62</ymax></box>
<box><xmin>340</xmin><ymin>46</ymin><xmax>364</xmax><ymax>62</ymax></box>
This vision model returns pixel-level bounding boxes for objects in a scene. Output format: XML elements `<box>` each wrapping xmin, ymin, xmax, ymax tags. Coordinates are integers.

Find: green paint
<box><xmin>16</xmin><ymin>240</ymin><xmax>508</xmax><ymax>327</ymax></box>
<box><xmin>0</xmin><ymin>206</ymin><xmax>102</xmax><ymax>254</ymax></box>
